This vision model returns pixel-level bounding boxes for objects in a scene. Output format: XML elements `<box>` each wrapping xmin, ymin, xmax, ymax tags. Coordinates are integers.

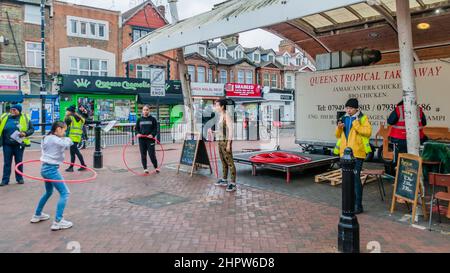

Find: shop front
<box><xmin>262</xmin><ymin>88</ymin><xmax>295</xmax><ymax>126</ymax></box>
<box><xmin>57</xmin><ymin>75</ymin><xmax>142</xmax><ymax>123</ymax></box>
<box><xmin>0</xmin><ymin>69</ymin><xmax>26</xmax><ymax>114</ymax></box>
<box><xmin>225</xmin><ymin>83</ymin><xmax>265</xmax><ymax>141</ymax></box>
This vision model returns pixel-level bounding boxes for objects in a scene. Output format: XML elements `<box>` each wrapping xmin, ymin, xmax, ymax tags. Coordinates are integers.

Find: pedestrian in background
<box><xmin>334</xmin><ymin>98</ymin><xmax>372</xmax><ymax>214</ymax></box>
<box><xmin>0</xmin><ymin>103</ymin><xmax>34</xmax><ymax>186</ymax></box>
<box><xmin>64</xmin><ymin>105</ymin><xmax>87</xmax><ymax>172</ymax></box>
<box><xmin>31</xmin><ymin>121</ymin><xmax>74</xmax><ymax>231</ymax></box>
<box><xmin>135</xmin><ymin>105</ymin><xmax>159</xmax><ymax>174</ymax></box>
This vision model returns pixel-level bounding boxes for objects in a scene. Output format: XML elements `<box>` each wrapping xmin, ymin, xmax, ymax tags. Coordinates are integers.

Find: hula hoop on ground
<box><xmin>122</xmin><ymin>135</ymin><xmax>165</xmax><ymax>177</ymax></box>
<box><xmin>14</xmin><ymin>160</ymin><xmax>97</xmax><ymax>184</ymax></box>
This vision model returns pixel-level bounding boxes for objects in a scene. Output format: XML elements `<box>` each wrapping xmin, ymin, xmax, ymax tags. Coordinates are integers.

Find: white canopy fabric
<box><xmin>122</xmin><ymin>0</ymin><xmax>363</xmax><ymax>62</ymax></box>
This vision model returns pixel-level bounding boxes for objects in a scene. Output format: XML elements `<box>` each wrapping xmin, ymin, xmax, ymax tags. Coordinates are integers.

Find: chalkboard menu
<box><xmin>390</xmin><ymin>153</ymin><xmax>426</xmax><ymax>224</ymax></box>
<box><xmin>178</xmin><ymin>133</ymin><xmax>212</xmax><ymax>176</ymax></box>
<box><xmin>394</xmin><ymin>156</ymin><xmax>420</xmax><ymax>201</ymax></box>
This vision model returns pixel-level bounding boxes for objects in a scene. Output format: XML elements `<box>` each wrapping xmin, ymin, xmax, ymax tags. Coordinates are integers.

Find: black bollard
<box><xmin>338</xmin><ymin>147</ymin><xmax>360</xmax><ymax>253</ymax></box>
<box><xmin>93</xmin><ymin>124</ymin><xmax>103</xmax><ymax>169</ymax></box>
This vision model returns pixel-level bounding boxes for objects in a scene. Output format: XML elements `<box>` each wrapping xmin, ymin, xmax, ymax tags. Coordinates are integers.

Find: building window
<box><xmin>25</xmin><ymin>5</ymin><xmax>41</xmax><ymax>25</ymax></box>
<box><xmin>70</xmin><ymin>57</ymin><xmax>108</xmax><ymax>76</ymax></box>
<box><xmin>136</xmin><ymin>65</ymin><xmax>151</xmax><ymax>79</ymax></box>
<box><xmin>237</xmin><ymin>70</ymin><xmax>245</xmax><ymax>83</ymax></box>
<box><xmin>67</xmin><ymin>16</ymin><xmax>109</xmax><ymax>40</ymax></box>
<box><xmin>197</xmin><ymin>66</ymin><xmax>206</xmax><ymax>83</ymax></box>
<box><xmin>296</xmin><ymin>57</ymin><xmax>302</xmax><ymax>66</ymax></box>
<box><xmin>218</xmin><ymin>47</ymin><xmax>227</xmax><ymax>59</ymax></box>
<box><xmin>187</xmin><ymin>65</ymin><xmax>195</xmax><ymax>82</ymax></box>
<box><xmin>25</xmin><ymin>42</ymin><xmax>43</xmax><ymax>68</ymax></box>
<box><xmin>199</xmin><ymin>46</ymin><xmax>206</xmax><ymax>56</ymax></box>
<box><xmin>230</xmin><ymin>70</ymin><xmax>234</xmax><ymax>82</ymax></box>
<box><xmin>263</xmin><ymin>74</ymin><xmax>270</xmax><ymax>87</ymax></box>
<box><xmin>268</xmin><ymin>55</ymin><xmax>274</xmax><ymax>62</ymax></box>
<box><xmin>132</xmin><ymin>28</ymin><xmax>152</xmax><ymax>42</ymax></box>
<box><xmin>237</xmin><ymin>50</ymin><xmax>243</xmax><ymax>59</ymax></box>
<box><xmin>254</xmin><ymin>53</ymin><xmax>260</xmax><ymax>63</ymax></box>
<box><xmin>271</xmin><ymin>74</ymin><xmax>278</xmax><ymax>88</ymax></box>
<box><xmin>284</xmin><ymin>55</ymin><xmax>290</xmax><ymax>65</ymax></box>
<box><xmin>220</xmin><ymin>70</ymin><xmax>227</xmax><ymax>84</ymax></box>
<box><xmin>208</xmin><ymin>69</ymin><xmax>213</xmax><ymax>83</ymax></box>
<box><xmin>246</xmin><ymin>70</ymin><xmax>253</xmax><ymax>84</ymax></box>
<box><xmin>286</xmin><ymin>75</ymin><xmax>293</xmax><ymax>89</ymax></box>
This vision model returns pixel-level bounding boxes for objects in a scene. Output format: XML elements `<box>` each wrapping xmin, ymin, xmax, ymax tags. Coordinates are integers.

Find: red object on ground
<box><xmin>122</xmin><ymin>135</ymin><xmax>165</xmax><ymax>177</ymax></box>
<box><xmin>14</xmin><ymin>160</ymin><xmax>97</xmax><ymax>184</ymax></box>
<box><xmin>250</xmin><ymin>152</ymin><xmax>312</xmax><ymax>164</ymax></box>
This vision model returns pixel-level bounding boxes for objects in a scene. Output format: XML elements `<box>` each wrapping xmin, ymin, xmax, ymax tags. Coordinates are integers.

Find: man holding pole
<box><xmin>334</xmin><ymin>99</ymin><xmax>372</xmax><ymax>214</ymax></box>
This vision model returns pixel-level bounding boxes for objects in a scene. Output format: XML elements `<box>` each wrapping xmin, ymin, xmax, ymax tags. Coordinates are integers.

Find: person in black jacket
<box><xmin>77</xmin><ymin>104</ymin><xmax>91</xmax><ymax>149</ymax></box>
<box><xmin>135</xmin><ymin>105</ymin><xmax>159</xmax><ymax>174</ymax></box>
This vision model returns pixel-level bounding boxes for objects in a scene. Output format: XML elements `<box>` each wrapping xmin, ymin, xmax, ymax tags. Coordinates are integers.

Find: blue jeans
<box><xmin>354</xmin><ymin>159</ymin><xmax>364</xmax><ymax>209</ymax></box>
<box><xmin>2</xmin><ymin>144</ymin><xmax>25</xmax><ymax>184</ymax></box>
<box><xmin>35</xmin><ymin>164</ymin><xmax>70</xmax><ymax>222</ymax></box>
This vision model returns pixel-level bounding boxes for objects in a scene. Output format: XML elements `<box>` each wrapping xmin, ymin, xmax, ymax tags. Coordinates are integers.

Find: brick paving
<box><xmin>0</xmin><ymin>139</ymin><xmax>449</xmax><ymax>253</ymax></box>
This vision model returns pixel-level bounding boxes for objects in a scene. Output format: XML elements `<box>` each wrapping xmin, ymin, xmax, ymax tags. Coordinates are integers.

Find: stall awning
<box><xmin>0</xmin><ymin>91</ymin><xmax>24</xmax><ymax>103</ymax></box>
<box><xmin>123</xmin><ymin>0</ymin><xmax>362</xmax><ymax>61</ymax></box>
<box><xmin>138</xmin><ymin>93</ymin><xmax>184</xmax><ymax>105</ymax></box>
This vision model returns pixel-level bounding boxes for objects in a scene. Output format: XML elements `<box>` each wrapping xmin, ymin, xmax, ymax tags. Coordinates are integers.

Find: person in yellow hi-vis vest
<box><xmin>334</xmin><ymin>98</ymin><xmax>372</xmax><ymax>214</ymax></box>
<box><xmin>64</xmin><ymin>105</ymin><xmax>87</xmax><ymax>172</ymax></box>
<box><xmin>0</xmin><ymin>104</ymin><xmax>35</xmax><ymax>186</ymax></box>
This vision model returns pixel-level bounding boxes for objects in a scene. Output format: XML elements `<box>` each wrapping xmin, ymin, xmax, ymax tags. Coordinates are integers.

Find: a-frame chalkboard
<box><xmin>390</xmin><ymin>153</ymin><xmax>428</xmax><ymax>224</ymax></box>
<box><xmin>177</xmin><ymin>133</ymin><xmax>212</xmax><ymax>176</ymax></box>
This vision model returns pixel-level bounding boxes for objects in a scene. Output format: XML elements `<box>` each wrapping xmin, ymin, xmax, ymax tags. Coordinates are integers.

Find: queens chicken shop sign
<box><xmin>191</xmin><ymin>82</ymin><xmax>224</xmax><ymax>97</ymax></box>
<box><xmin>225</xmin><ymin>83</ymin><xmax>261</xmax><ymax>97</ymax></box>
<box><xmin>0</xmin><ymin>72</ymin><xmax>20</xmax><ymax>91</ymax></box>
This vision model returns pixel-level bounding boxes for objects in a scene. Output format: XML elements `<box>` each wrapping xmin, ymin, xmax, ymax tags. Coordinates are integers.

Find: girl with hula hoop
<box><xmin>135</xmin><ymin>105</ymin><xmax>160</xmax><ymax>174</ymax></box>
<box><xmin>30</xmin><ymin>121</ymin><xmax>74</xmax><ymax>231</ymax></box>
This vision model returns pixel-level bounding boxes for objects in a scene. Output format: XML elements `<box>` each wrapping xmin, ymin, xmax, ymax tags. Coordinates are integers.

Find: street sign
<box><xmin>151</xmin><ymin>85</ymin><xmax>165</xmax><ymax>97</ymax></box>
<box><xmin>150</xmin><ymin>67</ymin><xmax>165</xmax><ymax>86</ymax></box>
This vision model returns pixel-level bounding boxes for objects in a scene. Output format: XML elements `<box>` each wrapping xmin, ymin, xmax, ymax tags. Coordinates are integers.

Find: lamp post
<box><xmin>40</xmin><ymin>0</ymin><xmax>47</xmax><ymax>135</ymax></box>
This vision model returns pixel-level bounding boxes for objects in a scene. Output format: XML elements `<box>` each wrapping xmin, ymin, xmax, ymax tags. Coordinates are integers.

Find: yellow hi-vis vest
<box><xmin>0</xmin><ymin>114</ymin><xmax>31</xmax><ymax>146</ymax></box>
<box><xmin>68</xmin><ymin>116</ymin><xmax>84</xmax><ymax>143</ymax></box>
<box><xmin>333</xmin><ymin>115</ymin><xmax>372</xmax><ymax>156</ymax></box>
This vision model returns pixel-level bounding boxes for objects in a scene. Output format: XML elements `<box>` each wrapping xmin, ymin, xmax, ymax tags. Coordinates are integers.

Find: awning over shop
<box><xmin>0</xmin><ymin>91</ymin><xmax>24</xmax><ymax>103</ymax></box>
<box><xmin>137</xmin><ymin>93</ymin><xmax>184</xmax><ymax>105</ymax></box>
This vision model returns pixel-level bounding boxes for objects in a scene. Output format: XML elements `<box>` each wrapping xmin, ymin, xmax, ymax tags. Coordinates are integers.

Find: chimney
<box><xmin>222</xmin><ymin>34</ymin><xmax>239</xmax><ymax>47</ymax></box>
<box><xmin>157</xmin><ymin>5</ymin><xmax>166</xmax><ymax>18</ymax></box>
<box><xmin>279</xmin><ymin>40</ymin><xmax>296</xmax><ymax>55</ymax></box>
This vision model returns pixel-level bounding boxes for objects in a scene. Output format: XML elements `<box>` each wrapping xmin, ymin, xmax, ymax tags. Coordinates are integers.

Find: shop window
<box><xmin>238</xmin><ymin>70</ymin><xmax>245</xmax><ymax>84</ymax></box>
<box><xmin>197</xmin><ymin>66</ymin><xmax>206</xmax><ymax>83</ymax></box>
<box><xmin>245</xmin><ymin>70</ymin><xmax>253</xmax><ymax>84</ymax></box>
<box><xmin>220</xmin><ymin>70</ymin><xmax>227</xmax><ymax>84</ymax></box>
<box><xmin>70</xmin><ymin>57</ymin><xmax>108</xmax><ymax>76</ymax></box>
<box><xmin>26</xmin><ymin>42</ymin><xmax>43</xmax><ymax>68</ymax></box>
<box><xmin>136</xmin><ymin>65</ymin><xmax>151</xmax><ymax>79</ymax></box>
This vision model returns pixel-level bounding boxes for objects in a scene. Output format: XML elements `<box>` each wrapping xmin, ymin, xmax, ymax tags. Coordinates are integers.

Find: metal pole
<box><xmin>93</xmin><ymin>123</ymin><xmax>103</xmax><ymax>169</ymax></box>
<box><xmin>396</xmin><ymin>0</ymin><xmax>420</xmax><ymax>156</ymax></box>
<box><xmin>40</xmin><ymin>0</ymin><xmax>46</xmax><ymax>135</ymax></box>
<box><xmin>338</xmin><ymin>148</ymin><xmax>360</xmax><ymax>253</ymax></box>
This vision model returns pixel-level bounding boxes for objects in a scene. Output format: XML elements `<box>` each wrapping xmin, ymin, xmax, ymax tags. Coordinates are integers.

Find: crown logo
<box><xmin>74</xmin><ymin>78</ymin><xmax>91</xmax><ymax>88</ymax></box>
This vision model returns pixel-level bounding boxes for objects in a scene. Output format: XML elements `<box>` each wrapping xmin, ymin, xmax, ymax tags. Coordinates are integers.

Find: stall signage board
<box><xmin>177</xmin><ymin>133</ymin><xmax>212</xmax><ymax>176</ymax></box>
<box><xmin>390</xmin><ymin>153</ymin><xmax>427</xmax><ymax>224</ymax></box>
<box><xmin>191</xmin><ymin>82</ymin><xmax>225</xmax><ymax>97</ymax></box>
<box><xmin>0</xmin><ymin>72</ymin><xmax>19</xmax><ymax>91</ymax></box>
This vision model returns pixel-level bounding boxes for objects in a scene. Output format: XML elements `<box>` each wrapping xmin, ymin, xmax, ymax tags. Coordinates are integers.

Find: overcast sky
<box><xmin>61</xmin><ymin>0</ymin><xmax>283</xmax><ymax>50</ymax></box>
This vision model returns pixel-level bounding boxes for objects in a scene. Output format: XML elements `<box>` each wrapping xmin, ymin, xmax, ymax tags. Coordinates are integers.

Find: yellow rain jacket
<box><xmin>334</xmin><ymin>112</ymin><xmax>372</xmax><ymax>159</ymax></box>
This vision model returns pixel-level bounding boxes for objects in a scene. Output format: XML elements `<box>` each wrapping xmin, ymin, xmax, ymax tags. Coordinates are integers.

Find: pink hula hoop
<box><xmin>14</xmin><ymin>160</ymin><xmax>97</xmax><ymax>184</ymax></box>
<box><xmin>122</xmin><ymin>135</ymin><xmax>165</xmax><ymax>177</ymax></box>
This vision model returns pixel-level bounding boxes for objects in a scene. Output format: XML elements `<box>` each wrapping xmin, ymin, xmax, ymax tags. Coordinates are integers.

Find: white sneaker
<box><xmin>51</xmin><ymin>219</ymin><xmax>73</xmax><ymax>231</ymax></box>
<box><xmin>144</xmin><ymin>169</ymin><xmax>149</xmax><ymax>174</ymax></box>
<box><xmin>30</xmin><ymin>213</ymin><xmax>50</xmax><ymax>223</ymax></box>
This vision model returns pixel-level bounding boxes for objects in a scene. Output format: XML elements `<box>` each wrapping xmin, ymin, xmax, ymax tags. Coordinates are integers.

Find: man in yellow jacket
<box><xmin>334</xmin><ymin>98</ymin><xmax>372</xmax><ymax>214</ymax></box>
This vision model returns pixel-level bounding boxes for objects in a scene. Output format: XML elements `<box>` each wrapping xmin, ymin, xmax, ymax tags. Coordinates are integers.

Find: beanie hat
<box><xmin>345</xmin><ymin>98</ymin><xmax>359</xmax><ymax>109</ymax></box>
<box><xmin>67</xmin><ymin>105</ymin><xmax>76</xmax><ymax>113</ymax></box>
<box><xmin>10</xmin><ymin>103</ymin><xmax>22</xmax><ymax>113</ymax></box>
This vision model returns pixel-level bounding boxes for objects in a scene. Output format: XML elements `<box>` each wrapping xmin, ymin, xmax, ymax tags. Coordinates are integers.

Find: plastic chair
<box><xmin>428</xmin><ymin>173</ymin><xmax>450</xmax><ymax>230</ymax></box>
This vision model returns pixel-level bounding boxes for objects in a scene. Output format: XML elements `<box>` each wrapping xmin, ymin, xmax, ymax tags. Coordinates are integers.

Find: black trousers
<box><xmin>139</xmin><ymin>138</ymin><xmax>158</xmax><ymax>169</ymax></box>
<box><xmin>70</xmin><ymin>142</ymin><xmax>86</xmax><ymax>167</ymax></box>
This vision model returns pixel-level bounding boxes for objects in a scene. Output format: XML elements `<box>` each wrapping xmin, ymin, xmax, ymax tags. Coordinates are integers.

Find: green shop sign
<box><xmin>58</xmin><ymin>74</ymin><xmax>152</xmax><ymax>94</ymax></box>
